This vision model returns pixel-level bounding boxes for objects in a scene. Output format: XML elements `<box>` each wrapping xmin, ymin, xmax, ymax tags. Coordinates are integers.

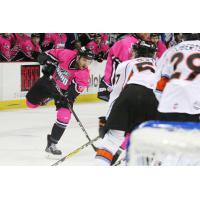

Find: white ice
<box><xmin>0</xmin><ymin>102</ymin><xmax>110</xmax><ymax>166</ymax></box>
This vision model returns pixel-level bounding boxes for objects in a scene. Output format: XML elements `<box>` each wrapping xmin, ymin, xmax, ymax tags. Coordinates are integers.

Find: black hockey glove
<box><xmin>54</xmin><ymin>94</ymin><xmax>71</xmax><ymax>109</ymax></box>
<box><xmin>54</xmin><ymin>81</ymin><xmax>79</xmax><ymax>109</ymax></box>
<box><xmin>99</xmin><ymin>116</ymin><xmax>107</xmax><ymax>138</ymax></box>
<box><xmin>61</xmin><ymin>92</ymin><xmax>74</xmax><ymax>108</ymax></box>
<box><xmin>42</xmin><ymin>60</ymin><xmax>58</xmax><ymax>77</ymax></box>
<box><xmin>97</xmin><ymin>77</ymin><xmax>112</xmax><ymax>102</ymax></box>
<box><xmin>38</xmin><ymin>53</ymin><xmax>58</xmax><ymax>77</ymax></box>
<box><xmin>44</xmin><ymin>78</ymin><xmax>70</xmax><ymax>109</ymax></box>
<box><xmin>48</xmin><ymin>78</ymin><xmax>75</xmax><ymax>110</ymax></box>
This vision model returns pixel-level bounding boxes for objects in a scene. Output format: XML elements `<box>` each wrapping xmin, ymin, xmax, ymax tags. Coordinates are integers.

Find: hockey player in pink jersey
<box><xmin>17</xmin><ymin>33</ymin><xmax>41</xmax><ymax>61</ymax></box>
<box><xmin>42</xmin><ymin>33</ymin><xmax>67</xmax><ymax>51</ymax></box>
<box><xmin>12</xmin><ymin>33</ymin><xmax>41</xmax><ymax>61</ymax></box>
<box><xmin>0</xmin><ymin>33</ymin><xmax>17</xmax><ymax>61</ymax></box>
<box><xmin>86</xmin><ymin>34</ymin><xmax>109</xmax><ymax>62</ymax></box>
<box><xmin>11</xmin><ymin>33</ymin><xmax>31</xmax><ymax>60</ymax></box>
<box><xmin>150</xmin><ymin>33</ymin><xmax>167</xmax><ymax>59</ymax></box>
<box><xmin>97</xmin><ymin>34</ymin><xmax>144</xmax><ymax>101</ymax></box>
<box><xmin>26</xmin><ymin>47</ymin><xmax>94</xmax><ymax>155</ymax></box>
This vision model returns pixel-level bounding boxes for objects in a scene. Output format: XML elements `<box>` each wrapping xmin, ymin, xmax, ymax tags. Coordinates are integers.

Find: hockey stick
<box><xmin>53</xmin><ymin>83</ymin><xmax>98</xmax><ymax>152</ymax></box>
<box><xmin>114</xmin><ymin>157</ymin><xmax>126</xmax><ymax>166</ymax></box>
<box><xmin>67</xmin><ymin>103</ymin><xmax>98</xmax><ymax>151</ymax></box>
<box><xmin>51</xmin><ymin>136</ymin><xmax>100</xmax><ymax>166</ymax></box>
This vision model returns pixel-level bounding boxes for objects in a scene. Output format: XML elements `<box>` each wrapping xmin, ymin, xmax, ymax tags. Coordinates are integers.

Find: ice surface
<box><xmin>0</xmin><ymin>102</ymin><xmax>109</xmax><ymax>166</ymax></box>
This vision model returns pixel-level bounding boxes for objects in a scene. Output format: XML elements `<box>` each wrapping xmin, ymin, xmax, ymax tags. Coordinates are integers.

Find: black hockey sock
<box><xmin>50</xmin><ymin>122</ymin><xmax>66</xmax><ymax>143</ymax></box>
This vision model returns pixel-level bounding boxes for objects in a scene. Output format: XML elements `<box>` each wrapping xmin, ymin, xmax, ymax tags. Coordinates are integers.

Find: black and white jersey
<box><xmin>107</xmin><ymin>57</ymin><xmax>158</xmax><ymax>112</ymax></box>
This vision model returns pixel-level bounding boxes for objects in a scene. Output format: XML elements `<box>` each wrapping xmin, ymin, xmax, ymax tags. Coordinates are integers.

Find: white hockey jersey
<box><xmin>156</xmin><ymin>40</ymin><xmax>200</xmax><ymax>114</ymax></box>
<box><xmin>106</xmin><ymin>57</ymin><xmax>158</xmax><ymax>117</ymax></box>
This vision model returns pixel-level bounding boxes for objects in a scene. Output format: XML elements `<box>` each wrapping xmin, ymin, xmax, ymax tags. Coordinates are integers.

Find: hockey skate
<box><xmin>45</xmin><ymin>135</ymin><xmax>62</xmax><ymax>159</ymax></box>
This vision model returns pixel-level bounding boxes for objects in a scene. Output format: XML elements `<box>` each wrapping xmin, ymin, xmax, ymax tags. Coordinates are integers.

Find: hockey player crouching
<box><xmin>95</xmin><ymin>41</ymin><xmax>159</xmax><ymax>165</ymax></box>
<box><xmin>26</xmin><ymin>47</ymin><xmax>94</xmax><ymax>156</ymax></box>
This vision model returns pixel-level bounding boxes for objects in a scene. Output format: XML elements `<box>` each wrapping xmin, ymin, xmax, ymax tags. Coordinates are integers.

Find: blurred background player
<box><xmin>150</xmin><ymin>33</ymin><xmax>167</xmax><ymax>59</ymax></box>
<box><xmin>155</xmin><ymin>33</ymin><xmax>200</xmax><ymax>122</ymax></box>
<box><xmin>86</xmin><ymin>33</ymin><xmax>109</xmax><ymax>62</ymax></box>
<box><xmin>41</xmin><ymin>33</ymin><xmax>67</xmax><ymax>51</ymax></box>
<box><xmin>95</xmin><ymin>41</ymin><xmax>158</xmax><ymax>165</ymax></box>
<box><xmin>26</xmin><ymin>47</ymin><xmax>94</xmax><ymax>156</ymax></box>
<box><xmin>11</xmin><ymin>33</ymin><xmax>31</xmax><ymax>60</ymax></box>
<box><xmin>0</xmin><ymin>33</ymin><xmax>17</xmax><ymax>61</ymax></box>
<box><xmin>13</xmin><ymin>33</ymin><xmax>42</xmax><ymax>61</ymax></box>
<box><xmin>12</xmin><ymin>33</ymin><xmax>41</xmax><ymax>61</ymax></box>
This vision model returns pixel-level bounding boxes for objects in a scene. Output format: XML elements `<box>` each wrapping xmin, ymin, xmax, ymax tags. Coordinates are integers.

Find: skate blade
<box><xmin>45</xmin><ymin>153</ymin><xmax>62</xmax><ymax>160</ymax></box>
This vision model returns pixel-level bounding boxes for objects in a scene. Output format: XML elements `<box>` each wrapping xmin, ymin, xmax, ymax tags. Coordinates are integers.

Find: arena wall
<box><xmin>0</xmin><ymin>61</ymin><xmax>105</xmax><ymax>110</ymax></box>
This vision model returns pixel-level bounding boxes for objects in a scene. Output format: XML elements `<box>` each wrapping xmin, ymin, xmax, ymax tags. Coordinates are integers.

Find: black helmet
<box><xmin>31</xmin><ymin>33</ymin><xmax>40</xmax><ymax>38</ymax></box>
<box><xmin>78</xmin><ymin>46</ymin><xmax>94</xmax><ymax>60</ymax></box>
<box><xmin>182</xmin><ymin>33</ymin><xmax>200</xmax><ymax>41</ymax></box>
<box><xmin>132</xmin><ymin>40</ymin><xmax>157</xmax><ymax>58</ymax></box>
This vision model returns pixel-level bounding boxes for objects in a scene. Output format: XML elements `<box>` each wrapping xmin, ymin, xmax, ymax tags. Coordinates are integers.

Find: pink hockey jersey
<box><xmin>0</xmin><ymin>34</ymin><xmax>15</xmax><ymax>61</ymax></box>
<box><xmin>13</xmin><ymin>33</ymin><xmax>31</xmax><ymax>57</ymax></box>
<box><xmin>86</xmin><ymin>40</ymin><xmax>109</xmax><ymax>55</ymax></box>
<box><xmin>156</xmin><ymin>40</ymin><xmax>167</xmax><ymax>59</ymax></box>
<box><xmin>46</xmin><ymin>49</ymin><xmax>90</xmax><ymax>92</ymax></box>
<box><xmin>15</xmin><ymin>33</ymin><xmax>30</xmax><ymax>46</ymax></box>
<box><xmin>15</xmin><ymin>33</ymin><xmax>30</xmax><ymax>41</ymax></box>
<box><xmin>20</xmin><ymin>39</ymin><xmax>41</xmax><ymax>59</ymax></box>
<box><xmin>103</xmin><ymin>35</ymin><xmax>139</xmax><ymax>86</ymax></box>
<box><xmin>43</xmin><ymin>33</ymin><xmax>67</xmax><ymax>49</ymax></box>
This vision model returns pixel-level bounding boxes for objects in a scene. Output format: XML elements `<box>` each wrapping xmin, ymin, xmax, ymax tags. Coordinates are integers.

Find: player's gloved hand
<box><xmin>97</xmin><ymin>77</ymin><xmax>112</xmax><ymax>102</ymax></box>
<box><xmin>53</xmin><ymin>90</ymin><xmax>74</xmax><ymax>109</ymax></box>
<box><xmin>42</xmin><ymin>60</ymin><xmax>58</xmax><ymax>77</ymax></box>
<box><xmin>99</xmin><ymin>116</ymin><xmax>107</xmax><ymax>138</ymax></box>
<box><xmin>38</xmin><ymin>53</ymin><xmax>58</xmax><ymax>77</ymax></box>
<box><xmin>54</xmin><ymin>94</ymin><xmax>70</xmax><ymax>108</ymax></box>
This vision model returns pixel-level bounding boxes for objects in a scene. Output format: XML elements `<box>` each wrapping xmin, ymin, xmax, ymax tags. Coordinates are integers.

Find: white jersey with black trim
<box><xmin>157</xmin><ymin>40</ymin><xmax>200</xmax><ymax>114</ymax></box>
<box><xmin>106</xmin><ymin>57</ymin><xmax>158</xmax><ymax>117</ymax></box>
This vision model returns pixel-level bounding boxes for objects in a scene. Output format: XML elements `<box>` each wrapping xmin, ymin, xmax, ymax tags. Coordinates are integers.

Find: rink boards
<box><xmin>0</xmin><ymin>61</ymin><xmax>105</xmax><ymax>110</ymax></box>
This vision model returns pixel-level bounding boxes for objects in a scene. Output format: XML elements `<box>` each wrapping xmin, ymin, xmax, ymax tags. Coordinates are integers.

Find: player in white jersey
<box><xmin>95</xmin><ymin>41</ymin><xmax>159</xmax><ymax>165</ymax></box>
<box><xmin>155</xmin><ymin>33</ymin><xmax>200</xmax><ymax>122</ymax></box>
